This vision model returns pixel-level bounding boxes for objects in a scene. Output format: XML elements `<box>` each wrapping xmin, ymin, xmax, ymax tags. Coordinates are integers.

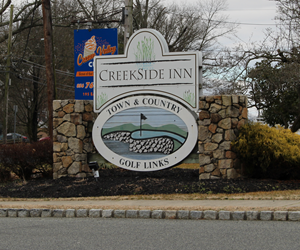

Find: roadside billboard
<box><xmin>74</xmin><ymin>28</ymin><xmax>118</xmax><ymax>100</ymax></box>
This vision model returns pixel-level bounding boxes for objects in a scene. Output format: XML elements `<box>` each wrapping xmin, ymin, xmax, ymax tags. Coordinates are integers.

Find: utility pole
<box><xmin>42</xmin><ymin>0</ymin><xmax>55</xmax><ymax>140</ymax></box>
<box><xmin>124</xmin><ymin>0</ymin><xmax>133</xmax><ymax>47</ymax></box>
<box><xmin>13</xmin><ymin>105</ymin><xmax>17</xmax><ymax>144</ymax></box>
<box><xmin>3</xmin><ymin>4</ymin><xmax>13</xmax><ymax>144</ymax></box>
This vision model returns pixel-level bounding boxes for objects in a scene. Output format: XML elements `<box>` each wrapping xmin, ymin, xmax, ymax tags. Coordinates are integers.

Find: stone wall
<box><xmin>52</xmin><ymin>95</ymin><xmax>247</xmax><ymax>179</ymax></box>
<box><xmin>198</xmin><ymin>95</ymin><xmax>247</xmax><ymax>179</ymax></box>
<box><xmin>52</xmin><ymin>100</ymin><xmax>96</xmax><ymax>179</ymax></box>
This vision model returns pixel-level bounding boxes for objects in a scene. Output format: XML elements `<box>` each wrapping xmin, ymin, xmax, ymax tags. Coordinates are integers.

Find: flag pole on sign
<box><xmin>140</xmin><ymin>113</ymin><xmax>147</xmax><ymax>136</ymax></box>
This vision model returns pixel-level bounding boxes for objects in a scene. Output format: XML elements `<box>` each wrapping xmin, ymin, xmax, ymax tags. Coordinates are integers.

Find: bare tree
<box><xmin>0</xmin><ymin>1</ymin><xmax>75</xmax><ymax>140</ymax></box>
<box><xmin>216</xmin><ymin>0</ymin><xmax>300</xmax><ymax>131</ymax></box>
<box><xmin>275</xmin><ymin>0</ymin><xmax>300</xmax><ymax>46</ymax></box>
<box><xmin>132</xmin><ymin>0</ymin><xmax>237</xmax><ymax>53</ymax></box>
<box><xmin>0</xmin><ymin>0</ymin><xmax>240</xmax><ymax>140</ymax></box>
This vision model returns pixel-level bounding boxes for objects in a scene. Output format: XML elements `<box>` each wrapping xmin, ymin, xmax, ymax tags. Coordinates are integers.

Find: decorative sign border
<box><xmin>92</xmin><ymin>95</ymin><xmax>198</xmax><ymax>172</ymax></box>
<box><xmin>94</xmin><ymin>29</ymin><xmax>202</xmax><ymax>112</ymax></box>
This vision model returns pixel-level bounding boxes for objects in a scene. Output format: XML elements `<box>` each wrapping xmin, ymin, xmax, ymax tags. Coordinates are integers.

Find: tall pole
<box><xmin>13</xmin><ymin>105</ymin><xmax>17</xmax><ymax>144</ymax></box>
<box><xmin>140</xmin><ymin>113</ymin><xmax>147</xmax><ymax>136</ymax></box>
<box><xmin>124</xmin><ymin>0</ymin><xmax>133</xmax><ymax>47</ymax></box>
<box><xmin>42</xmin><ymin>0</ymin><xmax>55</xmax><ymax>140</ymax></box>
<box><xmin>3</xmin><ymin>4</ymin><xmax>13</xmax><ymax>144</ymax></box>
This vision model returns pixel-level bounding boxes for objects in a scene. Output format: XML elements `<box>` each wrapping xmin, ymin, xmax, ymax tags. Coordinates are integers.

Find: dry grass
<box><xmin>1</xmin><ymin>190</ymin><xmax>300</xmax><ymax>211</ymax></box>
<box><xmin>1</xmin><ymin>189</ymin><xmax>300</xmax><ymax>202</ymax></box>
<box><xmin>1</xmin><ymin>204</ymin><xmax>300</xmax><ymax>212</ymax></box>
<box><xmin>174</xmin><ymin>163</ymin><xmax>199</xmax><ymax>169</ymax></box>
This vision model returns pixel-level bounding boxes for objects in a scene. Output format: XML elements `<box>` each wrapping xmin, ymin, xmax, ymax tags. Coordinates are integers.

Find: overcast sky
<box><xmin>168</xmin><ymin>0</ymin><xmax>278</xmax><ymax>47</ymax></box>
<box><xmin>221</xmin><ymin>0</ymin><xmax>277</xmax><ymax>45</ymax></box>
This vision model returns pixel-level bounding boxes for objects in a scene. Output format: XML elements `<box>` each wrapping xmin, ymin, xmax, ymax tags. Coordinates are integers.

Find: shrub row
<box><xmin>0</xmin><ymin>140</ymin><xmax>53</xmax><ymax>181</ymax></box>
<box><xmin>232</xmin><ymin>123</ymin><xmax>300</xmax><ymax>179</ymax></box>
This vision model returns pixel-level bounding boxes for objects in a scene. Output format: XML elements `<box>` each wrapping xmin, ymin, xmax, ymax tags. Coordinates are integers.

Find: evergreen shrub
<box><xmin>232</xmin><ymin>123</ymin><xmax>300</xmax><ymax>179</ymax></box>
<box><xmin>0</xmin><ymin>140</ymin><xmax>53</xmax><ymax>181</ymax></box>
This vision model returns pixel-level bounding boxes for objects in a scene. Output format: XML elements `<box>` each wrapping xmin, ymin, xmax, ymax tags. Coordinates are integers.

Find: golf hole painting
<box><xmin>92</xmin><ymin>95</ymin><xmax>198</xmax><ymax>171</ymax></box>
<box><xmin>102</xmin><ymin>108</ymin><xmax>186</xmax><ymax>158</ymax></box>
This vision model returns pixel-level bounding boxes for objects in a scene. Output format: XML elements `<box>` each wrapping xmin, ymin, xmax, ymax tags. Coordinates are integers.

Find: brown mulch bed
<box><xmin>1</xmin><ymin>168</ymin><xmax>300</xmax><ymax>199</ymax></box>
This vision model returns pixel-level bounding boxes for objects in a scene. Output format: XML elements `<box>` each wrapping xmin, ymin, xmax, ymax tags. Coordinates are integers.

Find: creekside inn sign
<box><xmin>92</xmin><ymin>29</ymin><xmax>202</xmax><ymax>172</ymax></box>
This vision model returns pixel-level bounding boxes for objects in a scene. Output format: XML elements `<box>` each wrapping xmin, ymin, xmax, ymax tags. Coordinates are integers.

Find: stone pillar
<box><xmin>198</xmin><ymin>95</ymin><xmax>247</xmax><ymax>179</ymax></box>
<box><xmin>52</xmin><ymin>100</ymin><xmax>96</xmax><ymax>179</ymax></box>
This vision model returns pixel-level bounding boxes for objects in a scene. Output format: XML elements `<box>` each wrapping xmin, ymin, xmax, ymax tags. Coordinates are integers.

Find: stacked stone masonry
<box><xmin>52</xmin><ymin>95</ymin><xmax>247</xmax><ymax>179</ymax></box>
<box><xmin>198</xmin><ymin>95</ymin><xmax>247</xmax><ymax>180</ymax></box>
<box><xmin>53</xmin><ymin>100</ymin><xmax>97</xmax><ymax>179</ymax></box>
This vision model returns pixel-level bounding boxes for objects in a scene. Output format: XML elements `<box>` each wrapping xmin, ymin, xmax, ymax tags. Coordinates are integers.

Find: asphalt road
<box><xmin>0</xmin><ymin>218</ymin><xmax>300</xmax><ymax>250</ymax></box>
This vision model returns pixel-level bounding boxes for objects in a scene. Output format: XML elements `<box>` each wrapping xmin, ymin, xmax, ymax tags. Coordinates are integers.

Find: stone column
<box><xmin>198</xmin><ymin>95</ymin><xmax>247</xmax><ymax>179</ymax></box>
<box><xmin>52</xmin><ymin>100</ymin><xmax>96</xmax><ymax>179</ymax></box>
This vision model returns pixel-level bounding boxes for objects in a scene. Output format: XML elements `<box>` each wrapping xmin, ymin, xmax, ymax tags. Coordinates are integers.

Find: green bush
<box><xmin>0</xmin><ymin>140</ymin><xmax>53</xmax><ymax>181</ymax></box>
<box><xmin>232</xmin><ymin>123</ymin><xmax>300</xmax><ymax>179</ymax></box>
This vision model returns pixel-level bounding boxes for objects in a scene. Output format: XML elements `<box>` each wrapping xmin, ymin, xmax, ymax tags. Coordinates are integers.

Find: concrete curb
<box><xmin>1</xmin><ymin>208</ymin><xmax>300</xmax><ymax>221</ymax></box>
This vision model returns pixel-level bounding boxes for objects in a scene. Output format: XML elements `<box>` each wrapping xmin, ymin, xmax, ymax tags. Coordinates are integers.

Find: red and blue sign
<box><xmin>74</xmin><ymin>28</ymin><xmax>118</xmax><ymax>100</ymax></box>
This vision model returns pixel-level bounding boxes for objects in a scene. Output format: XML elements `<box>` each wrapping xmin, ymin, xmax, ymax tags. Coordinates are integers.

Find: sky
<box><xmin>168</xmin><ymin>0</ymin><xmax>278</xmax><ymax>47</ymax></box>
<box><xmin>219</xmin><ymin>0</ymin><xmax>278</xmax><ymax>46</ymax></box>
<box><xmin>14</xmin><ymin>0</ymin><xmax>278</xmax><ymax>47</ymax></box>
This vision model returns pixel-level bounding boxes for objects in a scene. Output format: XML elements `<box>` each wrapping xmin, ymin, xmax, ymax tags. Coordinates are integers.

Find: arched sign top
<box><xmin>125</xmin><ymin>29</ymin><xmax>170</xmax><ymax>59</ymax></box>
<box><xmin>93</xmin><ymin>28</ymin><xmax>202</xmax><ymax>113</ymax></box>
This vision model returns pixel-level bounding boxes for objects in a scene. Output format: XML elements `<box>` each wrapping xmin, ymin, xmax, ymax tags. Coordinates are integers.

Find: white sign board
<box><xmin>94</xmin><ymin>29</ymin><xmax>202</xmax><ymax>112</ymax></box>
